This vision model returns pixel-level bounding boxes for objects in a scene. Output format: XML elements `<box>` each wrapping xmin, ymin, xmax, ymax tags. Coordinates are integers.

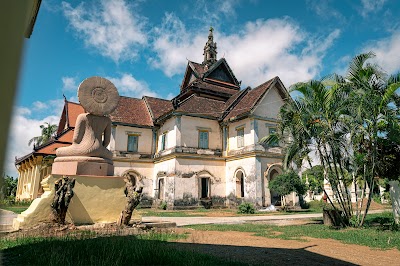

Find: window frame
<box><xmin>127</xmin><ymin>134</ymin><xmax>139</xmax><ymax>152</ymax></box>
<box><xmin>269</xmin><ymin>127</ymin><xmax>278</xmax><ymax>147</ymax></box>
<box><xmin>236</xmin><ymin>127</ymin><xmax>244</xmax><ymax>148</ymax></box>
<box><xmin>198</xmin><ymin>130</ymin><xmax>209</xmax><ymax>149</ymax></box>
<box><xmin>160</xmin><ymin>133</ymin><xmax>167</xmax><ymax>151</ymax></box>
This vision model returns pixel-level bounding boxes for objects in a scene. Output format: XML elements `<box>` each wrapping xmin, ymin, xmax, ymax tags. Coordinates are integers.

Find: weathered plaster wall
<box><xmin>114</xmin><ymin>161</ymin><xmax>154</xmax><ymax>197</ymax></box>
<box><xmin>174</xmin><ymin>157</ymin><xmax>225</xmax><ymax>200</ymax></box>
<box><xmin>227</xmin><ymin>119</ymin><xmax>251</xmax><ymax>151</ymax></box>
<box><xmin>226</xmin><ymin>157</ymin><xmax>259</xmax><ymax>204</ymax></box>
<box><xmin>153</xmin><ymin>158</ymin><xmax>176</xmax><ymax>203</ymax></box>
<box><xmin>257</xmin><ymin>120</ymin><xmax>279</xmax><ymax>145</ymax></box>
<box><xmin>253</xmin><ymin>86</ymin><xmax>284</xmax><ymax>119</ymax></box>
<box><xmin>112</xmin><ymin>125</ymin><xmax>153</xmax><ymax>154</ymax></box>
<box><xmin>180</xmin><ymin>116</ymin><xmax>221</xmax><ymax>149</ymax></box>
<box><xmin>158</xmin><ymin>117</ymin><xmax>176</xmax><ymax>151</ymax></box>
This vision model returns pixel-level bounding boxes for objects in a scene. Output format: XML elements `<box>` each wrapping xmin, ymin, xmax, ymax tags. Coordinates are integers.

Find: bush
<box><xmin>238</xmin><ymin>202</ymin><xmax>255</xmax><ymax>214</ymax></box>
<box><xmin>159</xmin><ymin>201</ymin><xmax>167</xmax><ymax>210</ymax></box>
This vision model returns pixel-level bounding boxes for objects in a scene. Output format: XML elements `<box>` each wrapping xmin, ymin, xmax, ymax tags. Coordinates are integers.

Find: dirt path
<box><xmin>171</xmin><ymin>228</ymin><xmax>400</xmax><ymax>265</ymax></box>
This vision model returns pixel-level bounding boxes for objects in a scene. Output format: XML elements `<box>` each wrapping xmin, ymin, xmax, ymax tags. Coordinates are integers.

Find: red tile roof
<box><xmin>66</xmin><ymin>101</ymin><xmax>85</xmax><ymax>127</ymax></box>
<box><xmin>143</xmin><ymin>96</ymin><xmax>174</xmax><ymax>120</ymax></box>
<box><xmin>36</xmin><ymin>142</ymin><xmax>70</xmax><ymax>155</ymax></box>
<box><xmin>177</xmin><ymin>95</ymin><xmax>225</xmax><ymax>118</ymax></box>
<box><xmin>109</xmin><ymin>96</ymin><xmax>153</xmax><ymax>127</ymax></box>
<box><xmin>189</xmin><ymin>80</ymin><xmax>239</xmax><ymax>96</ymax></box>
<box><xmin>56</xmin><ymin>130</ymin><xmax>74</xmax><ymax>142</ymax></box>
<box><xmin>190</xmin><ymin>61</ymin><xmax>206</xmax><ymax>76</ymax></box>
<box><xmin>223</xmin><ymin>77</ymin><xmax>276</xmax><ymax>121</ymax></box>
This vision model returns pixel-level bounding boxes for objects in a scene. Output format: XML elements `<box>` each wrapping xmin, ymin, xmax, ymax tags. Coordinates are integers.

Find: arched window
<box><xmin>235</xmin><ymin>170</ymin><xmax>245</xmax><ymax>198</ymax></box>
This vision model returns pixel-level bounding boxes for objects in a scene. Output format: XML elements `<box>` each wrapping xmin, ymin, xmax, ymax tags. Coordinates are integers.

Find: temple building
<box><xmin>15</xmin><ymin>28</ymin><xmax>292</xmax><ymax>208</ymax></box>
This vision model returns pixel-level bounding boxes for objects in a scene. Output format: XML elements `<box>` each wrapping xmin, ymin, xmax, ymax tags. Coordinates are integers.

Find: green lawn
<box><xmin>0</xmin><ymin>206</ymin><xmax>29</xmax><ymax>214</ymax></box>
<box><xmin>186</xmin><ymin>212</ymin><xmax>399</xmax><ymax>250</ymax></box>
<box><xmin>1</xmin><ymin>231</ymin><xmax>245</xmax><ymax>266</ymax></box>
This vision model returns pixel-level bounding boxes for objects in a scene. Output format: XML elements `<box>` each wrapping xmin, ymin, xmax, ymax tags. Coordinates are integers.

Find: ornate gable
<box><xmin>203</xmin><ymin>58</ymin><xmax>240</xmax><ymax>87</ymax></box>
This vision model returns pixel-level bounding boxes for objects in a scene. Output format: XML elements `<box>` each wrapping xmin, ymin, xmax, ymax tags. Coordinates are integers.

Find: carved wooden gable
<box><xmin>203</xmin><ymin>59</ymin><xmax>240</xmax><ymax>87</ymax></box>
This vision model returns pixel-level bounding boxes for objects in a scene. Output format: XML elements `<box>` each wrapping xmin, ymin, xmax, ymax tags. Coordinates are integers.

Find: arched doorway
<box><xmin>235</xmin><ymin>170</ymin><xmax>245</xmax><ymax>198</ymax></box>
<box><xmin>269</xmin><ymin>169</ymin><xmax>280</xmax><ymax>205</ymax></box>
<box><xmin>264</xmin><ymin>164</ymin><xmax>283</xmax><ymax>206</ymax></box>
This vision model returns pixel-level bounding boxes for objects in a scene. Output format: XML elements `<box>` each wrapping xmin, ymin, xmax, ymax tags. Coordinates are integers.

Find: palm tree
<box><xmin>28</xmin><ymin>122</ymin><xmax>58</xmax><ymax>147</ymax></box>
<box><xmin>261</xmin><ymin>52</ymin><xmax>400</xmax><ymax>227</ymax></box>
<box><xmin>340</xmin><ymin>52</ymin><xmax>400</xmax><ymax>225</ymax></box>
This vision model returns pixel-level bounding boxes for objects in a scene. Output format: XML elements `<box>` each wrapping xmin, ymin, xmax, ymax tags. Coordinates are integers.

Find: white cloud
<box><xmin>62</xmin><ymin>76</ymin><xmax>78</xmax><ymax>91</ymax></box>
<box><xmin>5</xmin><ymin>107</ymin><xmax>59</xmax><ymax>177</ymax></box>
<box><xmin>306</xmin><ymin>0</ymin><xmax>345</xmax><ymax>22</ymax></box>
<box><xmin>362</xmin><ymin>30</ymin><xmax>400</xmax><ymax>74</ymax></box>
<box><xmin>62</xmin><ymin>0</ymin><xmax>147</xmax><ymax>62</ymax></box>
<box><xmin>360</xmin><ymin>0</ymin><xmax>387</xmax><ymax>17</ymax></box>
<box><xmin>188</xmin><ymin>0</ymin><xmax>240</xmax><ymax>24</ymax></box>
<box><xmin>150</xmin><ymin>15</ymin><xmax>340</xmax><ymax>87</ymax></box>
<box><xmin>31</xmin><ymin>99</ymin><xmax>65</xmax><ymax>116</ymax></box>
<box><xmin>107</xmin><ymin>73</ymin><xmax>158</xmax><ymax>98</ymax></box>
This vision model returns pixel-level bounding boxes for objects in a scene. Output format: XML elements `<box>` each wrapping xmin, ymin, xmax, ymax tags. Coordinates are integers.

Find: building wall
<box><xmin>113</xmin><ymin>160</ymin><xmax>154</xmax><ymax>198</ymax></box>
<box><xmin>227</xmin><ymin>118</ymin><xmax>252</xmax><ymax>151</ymax></box>
<box><xmin>253</xmin><ymin>86</ymin><xmax>284</xmax><ymax>119</ymax></box>
<box><xmin>180</xmin><ymin>116</ymin><xmax>222</xmax><ymax>149</ymax></box>
<box><xmin>112</xmin><ymin>125</ymin><xmax>153</xmax><ymax>154</ymax></box>
<box><xmin>158</xmin><ymin>117</ymin><xmax>177</xmax><ymax>151</ymax></box>
<box><xmin>174</xmin><ymin>157</ymin><xmax>225</xmax><ymax>199</ymax></box>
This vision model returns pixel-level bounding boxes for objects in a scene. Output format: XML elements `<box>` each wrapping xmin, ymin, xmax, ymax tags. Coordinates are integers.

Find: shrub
<box><xmin>238</xmin><ymin>202</ymin><xmax>255</xmax><ymax>214</ymax></box>
<box><xmin>159</xmin><ymin>201</ymin><xmax>167</xmax><ymax>210</ymax></box>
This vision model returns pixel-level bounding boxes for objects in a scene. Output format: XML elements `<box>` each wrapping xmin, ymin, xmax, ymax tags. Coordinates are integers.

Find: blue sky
<box><xmin>6</xmin><ymin>0</ymin><xmax>400</xmax><ymax>176</ymax></box>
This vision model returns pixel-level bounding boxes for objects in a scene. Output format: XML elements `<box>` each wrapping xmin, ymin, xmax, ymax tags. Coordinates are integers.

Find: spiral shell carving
<box><xmin>78</xmin><ymin>76</ymin><xmax>119</xmax><ymax>116</ymax></box>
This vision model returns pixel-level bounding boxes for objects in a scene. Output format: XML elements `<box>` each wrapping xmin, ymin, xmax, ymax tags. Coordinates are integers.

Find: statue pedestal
<box><xmin>52</xmin><ymin>157</ymin><xmax>114</xmax><ymax>176</ymax></box>
<box><xmin>13</xmin><ymin>174</ymin><xmax>126</xmax><ymax>229</ymax></box>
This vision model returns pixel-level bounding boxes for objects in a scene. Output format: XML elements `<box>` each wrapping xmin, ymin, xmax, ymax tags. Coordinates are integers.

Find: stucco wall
<box><xmin>174</xmin><ymin>157</ymin><xmax>225</xmax><ymax>199</ymax></box>
<box><xmin>158</xmin><ymin>117</ymin><xmax>177</xmax><ymax>151</ymax></box>
<box><xmin>180</xmin><ymin>116</ymin><xmax>221</xmax><ymax>149</ymax></box>
<box><xmin>253</xmin><ymin>86</ymin><xmax>284</xmax><ymax>119</ymax></box>
<box><xmin>112</xmin><ymin>125</ymin><xmax>153</xmax><ymax>154</ymax></box>
<box><xmin>226</xmin><ymin>156</ymin><xmax>283</xmax><ymax>207</ymax></box>
<box><xmin>227</xmin><ymin>119</ymin><xmax>252</xmax><ymax>151</ymax></box>
<box><xmin>258</xmin><ymin>120</ymin><xmax>279</xmax><ymax>145</ymax></box>
<box><xmin>226</xmin><ymin>157</ymin><xmax>258</xmax><ymax>204</ymax></box>
<box><xmin>114</xmin><ymin>161</ymin><xmax>154</xmax><ymax>197</ymax></box>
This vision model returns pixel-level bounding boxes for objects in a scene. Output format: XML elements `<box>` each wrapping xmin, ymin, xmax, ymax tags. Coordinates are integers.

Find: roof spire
<box><xmin>203</xmin><ymin>27</ymin><xmax>217</xmax><ymax>67</ymax></box>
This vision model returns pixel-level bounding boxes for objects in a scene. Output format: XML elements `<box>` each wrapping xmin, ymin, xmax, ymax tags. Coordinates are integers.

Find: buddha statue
<box><xmin>53</xmin><ymin>77</ymin><xmax>119</xmax><ymax>174</ymax></box>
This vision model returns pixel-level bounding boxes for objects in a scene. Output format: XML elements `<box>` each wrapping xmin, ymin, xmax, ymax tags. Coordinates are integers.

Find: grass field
<box><xmin>0</xmin><ymin>231</ymin><xmax>244</xmax><ymax>266</ymax></box>
<box><xmin>187</xmin><ymin>212</ymin><xmax>399</xmax><ymax>250</ymax></box>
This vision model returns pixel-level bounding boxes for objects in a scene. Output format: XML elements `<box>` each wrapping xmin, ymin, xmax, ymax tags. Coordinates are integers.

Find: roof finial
<box><xmin>203</xmin><ymin>26</ymin><xmax>217</xmax><ymax>66</ymax></box>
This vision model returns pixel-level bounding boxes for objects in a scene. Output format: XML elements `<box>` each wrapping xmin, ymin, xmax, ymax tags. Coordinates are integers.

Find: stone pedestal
<box><xmin>51</xmin><ymin>156</ymin><xmax>114</xmax><ymax>176</ymax></box>
<box><xmin>13</xmin><ymin>174</ymin><xmax>127</xmax><ymax>229</ymax></box>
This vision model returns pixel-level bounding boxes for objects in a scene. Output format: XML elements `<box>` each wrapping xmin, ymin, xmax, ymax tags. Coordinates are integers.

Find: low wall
<box><xmin>14</xmin><ymin>174</ymin><xmax>126</xmax><ymax>229</ymax></box>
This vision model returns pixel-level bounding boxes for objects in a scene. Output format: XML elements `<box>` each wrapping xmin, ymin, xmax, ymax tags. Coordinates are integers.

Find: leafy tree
<box><xmin>1</xmin><ymin>174</ymin><xmax>17</xmax><ymax>198</ymax></box>
<box><xmin>28</xmin><ymin>122</ymin><xmax>57</xmax><ymax>147</ymax></box>
<box><xmin>269</xmin><ymin>171</ymin><xmax>306</xmax><ymax>208</ymax></box>
<box><xmin>302</xmin><ymin>165</ymin><xmax>324</xmax><ymax>194</ymax></box>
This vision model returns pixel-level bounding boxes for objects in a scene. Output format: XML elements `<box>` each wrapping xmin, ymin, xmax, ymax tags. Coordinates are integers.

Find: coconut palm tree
<box><xmin>28</xmin><ymin>122</ymin><xmax>58</xmax><ymax>147</ymax></box>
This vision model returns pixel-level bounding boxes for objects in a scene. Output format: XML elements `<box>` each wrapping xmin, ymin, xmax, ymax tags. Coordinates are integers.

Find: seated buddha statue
<box><xmin>55</xmin><ymin>76</ymin><xmax>119</xmax><ymax>164</ymax></box>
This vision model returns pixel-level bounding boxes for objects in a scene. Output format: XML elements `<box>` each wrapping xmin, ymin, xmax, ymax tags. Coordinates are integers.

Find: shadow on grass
<box><xmin>2</xmin><ymin>234</ymin><xmax>356</xmax><ymax>266</ymax></box>
<box><xmin>2</xmin><ymin>235</ymin><xmax>241</xmax><ymax>266</ymax></box>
